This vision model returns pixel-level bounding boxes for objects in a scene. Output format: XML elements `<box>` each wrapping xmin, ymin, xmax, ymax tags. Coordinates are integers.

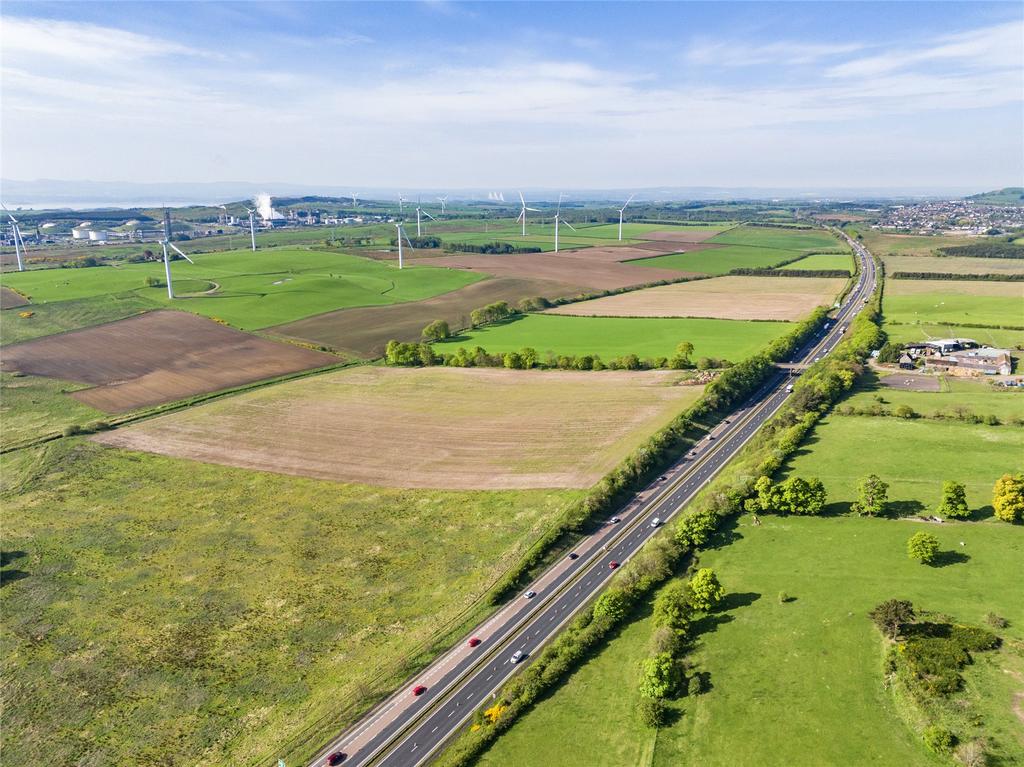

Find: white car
<box><xmin>650</xmin><ymin>518</ymin><xmax>661</xmax><ymax>527</ymax></box>
<box><xmin>510</xmin><ymin>650</ymin><xmax>524</xmax><ymax>664</ymax></box>
<box><xmin>523</xmin><ymin>590</ymin><xmax>536</xmax><ymax>599</ymax></box>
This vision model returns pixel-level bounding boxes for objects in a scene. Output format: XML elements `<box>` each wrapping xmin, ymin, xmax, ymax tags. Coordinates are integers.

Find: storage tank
<box><xmin>88</xmin><ymin>230</ymin><xmax>108</xmax><ymax>242</ymax></box>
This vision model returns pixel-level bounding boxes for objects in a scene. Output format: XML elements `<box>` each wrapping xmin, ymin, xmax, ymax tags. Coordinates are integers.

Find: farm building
<box><xmin>926</xmin><ymin>347</ymin><xmax>1013</xmax><ymax>376</ymax></box>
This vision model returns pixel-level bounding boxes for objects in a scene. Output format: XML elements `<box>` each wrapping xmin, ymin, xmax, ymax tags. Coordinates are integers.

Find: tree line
<box><xmin>444</xmin><ymin>241</ymin><xmax>543</xmax><ymax>254</ymax></box>
<box><xmin>937</xmin><ymin>241</ymin><xmax>1024</xmax><ymax>259</ymax></box>
<box><xmin>890</xmin><ymin>271</ymin><xmax>1024</xmax><ymax>281</ymax></box>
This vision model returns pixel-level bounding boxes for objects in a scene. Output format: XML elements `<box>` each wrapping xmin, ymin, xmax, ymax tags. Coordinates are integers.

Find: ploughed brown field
<box><xmin>95</xmin><ymin>366</ymin><xmax>705</xmax><ymax>490</ymax></box>
<box><xmin>407</xmin><ymin>250</ymin><xmax>686</xmax><ymax>290</ymax></box>
<box><xmin>0</xmin><ymin>286</ymin><xmax>30</xmax><ymax>309</ymax></box>
<box><xmin>270</xmin><ymin>276</ymin><xmax>583</xmax><ymax>357</ymax></box>
<box><xmin>1</xmin><ymin>310</ymin><xmax>337</xmax><ymax>412</ymax></box>
<box><xmin>545</xmin><ymin>275</ymin><xmax>847</xmax><ymax>321</ymax></box>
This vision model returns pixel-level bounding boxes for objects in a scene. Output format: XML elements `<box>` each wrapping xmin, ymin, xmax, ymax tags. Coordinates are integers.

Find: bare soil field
<box><xmin>878</xmin><ymin>373</ymin><xmax>941</xmax><ymax>392</ymax></box>
<box><xmin>546</xmin><ymin>275</ymin><xmax>846</xmax><ymax>321</ymax></box>
<box><xmin>0</xmin><ymin>286</ymin><xmax>30</xmax><ymax>309</ymax></box>
<box><xmin>94</xmin><ymin>366</ymin><xmax>705</xmax><ymax>489</ymax></box>
<box><xmin>408</xmin><ymin>252</ymin><xmax>686</xmax><ymax>290</ymax></box>
<box><xmin>885</xmin><ymin>255</ymin><xmax>1024</xmax><ymax>275</ymax></box>
<box><xmin>1</xmin><ymin>310</ymin><xmax>337</xmax><ymax>412</ymax></box>
<box><xmin>551</xmin><ymin>246</ymin><xmax>673</xmax><ymax>263</ymax></box>
<box><xmin>270</xmin><ymin>276</ymin><xmax>582</xmax><ymax>357</ymax></box>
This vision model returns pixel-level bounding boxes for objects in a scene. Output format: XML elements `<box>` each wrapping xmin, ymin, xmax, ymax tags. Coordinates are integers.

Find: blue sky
<box><xmin>1</xmin><ymin>1</ymin><xmax>1021</xmax><ymax>191</ymax></box>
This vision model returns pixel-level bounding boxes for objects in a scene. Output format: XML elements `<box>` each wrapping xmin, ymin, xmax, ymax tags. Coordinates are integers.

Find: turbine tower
<box><xmin>398</xmin><ymin>194</ymin><xmax>407</xmax><ymax>213</ymax></box>
<box><xmin>437</xmin><ymin>195</ymin><xmax>448</xmax><ymax>214</ymax></box>
<box><xmin>350</xmin><ymin>193</ymin><xmax>360</xmax><ymax>208</ymax></box>
<box><xmin>617</xmin><ymin>193</ymin><xmax>635</xmax><ymax>241</ymax></box>
<box><xmin>246</xmin><ymin>207</ymin><xmax>257</xmax><ymax>251</ymax></box>
<box><xmin>415</xmin><ymin>202</ymin><xmax>436</xmax><ymax>237</ymax></box>
<box><xmin>553</xmin><ymin>194</ymin><xmax>577</xmax><ymax>253</ymax></box>
<box><xmin>516</xmin><ymin>192</ymin><xmax>540</xmax><ymax>237</ymax></box>
<box><xmin>394</xmin><ymin>222</ymin><xmax>413</xmax><ymax>269</ymax></box>
<box><xmin>1</xmin><ymin>203</ymin><xmax>26</xmax><ymax>272</ymax></box>
<box><xmin>160</xmin><ymin>209</ymin><xmax>195</xmax><ymax>299</ymax></box>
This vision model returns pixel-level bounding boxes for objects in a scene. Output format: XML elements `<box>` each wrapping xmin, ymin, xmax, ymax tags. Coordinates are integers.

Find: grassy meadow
<box><xmin>779</xmin><ymin>252</ymin><xmax>855</xmax><ymax>273</ymax></box>
<box><xmin>632</xmin><ymin>245</ymin><xmax>811</xmax><ymax>275</ymax></box>
<box><xmin>883</xmin><ymin>323</ymin><xmax>1024</xmax><ymax>350</ymax></box>
<box><xmin>0</xmin><ymin>248</ymin><xmax>482</xmax><ymax>330</ymax></box>
<box><xmin>0</xmin><ymin>372</ymin><xmax>108</xmax><ymax>446</ymax></box>
<box><xmin>433</xmin><ymin>314</ymin><xmax>790</xmax><ymax>362</ymax></box>
<box><xmin>883</xmin><ymin>280</ymin><xmax>1024</xmax><ymax>329</ymax></box>
<box><xmin>708</xmin><ymin>225</ymin><xmax>843</xmax><ymax>252</ymax></box>
<box><xmin>1</xmin><ymin>293</ymin><xmax>160</xmax><ymax>346</ymax></box>
<box><xmin>0</xmin><ymin>439</ymin><xmax>582</xmax><ymax>767</ymax></box>
<box><xmin>841</xmin><ymin>371</ymin><xmax>1024</xmax><ymax>421</ymax></box>
<box><xmin>477</xmin><ymin>516</ymin><xmax>1024</xmax><ymax>767</ymax></box>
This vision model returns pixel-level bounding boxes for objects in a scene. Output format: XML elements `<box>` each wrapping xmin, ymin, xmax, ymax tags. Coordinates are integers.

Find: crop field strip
<box><xmin>1</xmin><ymin>310</ymin><xmax>338</xmax><ymax>412</ymax></box>
<box><xmin>778</xmin><ymin>253</ymin><xmax>855</xmax><ymax>273</ymax></box>
<box><xmin>431</xmin><ymin>313</ymin><xmax>791</xmax><ymax>361</ymax></box>
<box><xmin>544</xmin><ymin>275</ymin><xmax>846</xmax><ymax>321</ymax></box>
<box><xmin>269</xmin><ymin>276</ymin><xmax>584</xmax><ymax>358</ymax></box>
<box><xmin>94</xmin><ymin>366</ymin><xmax>706</xmax><ymax>490</ymax></box>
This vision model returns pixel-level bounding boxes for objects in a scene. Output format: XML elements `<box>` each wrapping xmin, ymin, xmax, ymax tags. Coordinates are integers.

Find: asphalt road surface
<box><xmin>309</xmin><ymin>233</ymin><xmax>877</xmax><ymax>767</ymax></box>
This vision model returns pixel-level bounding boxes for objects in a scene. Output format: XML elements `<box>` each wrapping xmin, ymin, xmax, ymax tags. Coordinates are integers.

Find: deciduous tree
<box><xmin>686</xmin><ymin>568</ymin><xmax>724</xmax><ymax>612</ymax></box>
<box><xmin>936</xmin><ymin>480</ymin><xmax>969</xmax><ymax>520</ymax></box>
<box><xmin>992</xmin><ymin>473</ymin><xmax>1024</xmax><ymax>523</ymax></box>
<box><xmin>868</xmin><ymin>599</ymin><xmax>915</xmax><ymax>639</ymax></box>
<box><xmin>854</xmin><ymin>474</ymin><xmax>889</xmax><ymax>516</ymax></box>
<box><xmin>907</xmin><ymin>531</ymin><xmax>940</xmax><ymax>564</ymax></box>
<box><xmin>638</xmin><ymin>652</ymin><xmax>683</xmax><ymax>699</ymax></box>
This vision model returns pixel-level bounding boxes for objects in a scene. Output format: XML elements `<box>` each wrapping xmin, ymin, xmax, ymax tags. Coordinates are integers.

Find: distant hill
<box><xmin>967</xmin><ymin>187</ymin><xmax>1024</xmax><ymax>205</ymax></box>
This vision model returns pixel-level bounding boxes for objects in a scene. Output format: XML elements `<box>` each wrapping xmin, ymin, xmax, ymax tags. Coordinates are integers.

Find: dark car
<box><xmin>468</xmin><ymin>637</ymin><xmax>482</xmax><ymax>647</ymax></box>
<box><xmin>328</xmin><ymin>752</ymin><xmax>347</xmax><ymax>765</ymax></box>
<box><xmin>609</xmin><ymin>561</ymin><xmax>620</xmax><ymax>569</ymax></box>
<box><xmin>412</xmin><ymin>685</ymin><xmax>427</xmax><ymax>696</ymax></box>
<box><xmin>568</xmin><ymin>552</ymin><xmax>579</xmax><ymax>560</ymax></box>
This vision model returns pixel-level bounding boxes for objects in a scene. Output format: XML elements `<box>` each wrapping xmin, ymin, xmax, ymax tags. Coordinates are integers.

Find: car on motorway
<box><xmin>785</xmin><ymin>384</ymin><xmax>794</xmax><ymax>393</ymax></box>
<box><xmin>511</xmin><ymin>650</ymin><xmax>524</xmax><ymax>664</ymax></box>
<box><xmin>609</xmin><ymin>561</ymin><xmax>620</xmax><ymax>569</ymax></box>
<box><xmin>650</xmin><ymin>518</ymin><xmax>661</xmax><ymax>527</ymax></box>
<box><xmin>567</xmin><ymin>552</ymin><xmax>579</xmax><ymax>560</ymax></box>
<box><xmin>412</xmin><ymin>685</ymin><xmax>427</xmax><ymax>696</ymax></box>
<box><xmin>609</xmin><ymin>516</ymin><xmax>621</xmax><ymax>524</ymax></box>
<box><xmin>327</xmin><ymin>752</ymin><xmax>347</xmax><ymax>765</ymax></box>
<box><xmin>468</xmin><ymin>637</ymin><xmax>481</xmax><ymax>647</ymax></box>
<box><xmin>523</xmin><ymin>590</ymin><xmax>536</xmax><ymax>599</ymax></box>
<box><xmin>658</xmin><ymin>475</ymin><xmax>667</xmax><ymax>482</ymax></box>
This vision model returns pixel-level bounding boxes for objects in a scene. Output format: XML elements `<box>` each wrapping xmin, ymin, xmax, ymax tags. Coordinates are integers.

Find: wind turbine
<box><xmin>394</xmin><ymin>222</ymin><xmax>413</xmax><ymax>269</ymax></box>
<box><xmin>617</xmin><ymin>193</ymin><xmax>635</xmax><ymax>241</ymax></box>
<box><xmin>246</xmin><ymin>207</ymin><xmax>257</xmax><ymax>251</ymax></box>
<box><xmin>415</xmin><ymin>201</ymin><xmax>436</xmax><ymax>237</ymax></box>
<box><xmin>553</xmin><ymin>194</ymin><xmax>577</xmax><ymax>253</ymax></box>
<box><xmin>350</xmin><ymin>193</ymin><xmax>360</xmax><ymax>208</ymax></box>
<box><xmin>398</xmin><ymin>194</ymin><xmax>407</xmax><ymax>213</ymax></box>
<box><xmin>1</xmin><ymin>203</ymin><xmax>25</xmax><ymax>271</ymax></box>
<box><xmin>437</xmin><ymin>195</ymin><xmax>448</xmax><ymax>214</ymax></box>
<box><xmin>516</xmin><ymin>192</ymin><xmax>540</xmax><ymax>237</ymax></box>
<box><xmin>160</xmin><ymin>209</ymin><xmax>195</xmax><ymax>299</ymax></box>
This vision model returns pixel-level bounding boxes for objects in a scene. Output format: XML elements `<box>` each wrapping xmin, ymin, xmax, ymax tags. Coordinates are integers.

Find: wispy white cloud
<box><xmin>685</xmin><ymin>39</ymin><xmax>867</xmax><ymax>67</ymax></box>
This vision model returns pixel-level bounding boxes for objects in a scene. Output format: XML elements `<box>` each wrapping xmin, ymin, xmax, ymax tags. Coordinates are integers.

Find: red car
<box><xmin>468</xmin><ymin>637</ymin><xmax>482</xmax><ymax>647</ymax></box>
<box><xmin>327</xmin><ymin>752</ymin><xmax>347</xmax><ymax>765</ymax></box>
<box><xmin>609</xmin><ymin>561</ymin><xmax>620</xmax><ymax>569</ymax></box>
<box><xmin>412</xmin><ymin>685</ymin><xmax>427</xmax><ymax>696</ymax></box>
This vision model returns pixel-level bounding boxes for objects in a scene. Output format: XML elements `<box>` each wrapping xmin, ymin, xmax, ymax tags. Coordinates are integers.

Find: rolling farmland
<box><xmin>883</xmin><ymin>279</ymin><xmax>1024</xmax><ymax>328</ymax></box>
<box><xmin>95</xmin><ymin>366</ymin><xmax>706</xmax><ymax>489</ymax></box>
<box><xmin>1</xmin><ymin>311</ymin><xmax>337</xmax><ymax>412</ymax></box>
<box><xmin>631</xmin><ymin>245</ymin><xmax>812</xmax><ymax>275</ymax></box>
<box><xmin>778</xmin><ymin>253</ymin><xmax>854</xmax><ymax>273</ymax></box>
<box><xmin>545</xmin><ymin>275</ymin><xmax>845</xmax><ymax>321</ymax></box>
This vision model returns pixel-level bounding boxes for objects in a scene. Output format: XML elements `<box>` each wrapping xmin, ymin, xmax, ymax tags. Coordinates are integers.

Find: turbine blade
<box><xmin>563</xmin><ymin>220</ymin><xmax>578</xmax><ymax>232</ymax></box>
<box><xmin>423</xmin><ymin>211</ymin><xmax>437</xmax><ymax>220</ymax></box>
<box><xmin>518</xmin><ymin>191</ymin><xmax>526</xmax><ymax>207</ymax></box>
<box><xmin>169</xmin><ymin>243</ymin><xmax>195</xmax><ymax>263</ymax></box>
<box><xmin>623</xmin><ymin>193</ymin><xmax>635</xmax><ymax>209</ymax></box>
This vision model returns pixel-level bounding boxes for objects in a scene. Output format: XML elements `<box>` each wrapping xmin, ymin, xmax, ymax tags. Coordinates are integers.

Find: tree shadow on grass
<box><xmin>716</xmin><ymin>591</ymin><xmax>761</xmax><ymax>612</ymax></box>
<box><xmin>0</xmin><ymin>550</ymin><xmax>28</xmax><ymax>587</ymax></box>
<box><xmin>1</xmin><ymin>551</ymin><xmax>26</xmax><ymax>567</ymax></box>
<box><xmin>888</xmin><ymin>500</ymin><xmax>926</xmax><ymax>518</ymax></box>
<box><xmin>970</xmin><ymin>505</ymin><xmax>995</xmax><ymax>522</ymax></box>
<box><xmin>703</xmin><ymin>513</ymin><xmax>743</xmax><ymax>550</ymax></box>
<box><xmin>930</xmin><ymin>550</ymin><xmax>970</xmax><ymax>568</ymax></box>
<box><xmin>819</xmin><ymin>501</ymin><xmax>853</xmax><ymax>518</ymax></box>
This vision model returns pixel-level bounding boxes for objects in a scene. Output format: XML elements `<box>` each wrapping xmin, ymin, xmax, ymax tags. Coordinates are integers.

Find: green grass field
<box><xmin>708</xmin><ymin>225</ymin><xmax>844</xmax><ymax>252</ymax></box>
<box><xmin>883</xmin><ymin>323</ymin><xmax>1024</xmax><ymax>350</ymax></box>
<box><xmin>0</xmin><ymin>248</ymin><xmax>482</xmax><ymax>330</ymax></box>
<box><xmin>0</xmin><ymin>439</ymin><xmax>581</xmax><ymax>767</ymax></box>
<box><xmin>478</xmin><ymin>516</ymin><xmax>1023</xmax><ymax>767</ymax></box>
<box><xmin>841</xmin><ymin>371</ymin><xmax>1024</xmax><ymax>421</ymax></box>
<box><xmin>778</xmin><ymin>253</ymin><xmax>854</xmax><ymax>273</ymax></box>
<box><xmin>858</xmin><ymin>229</ymin><xmax>972</xmax><ymax>257</ymax></box>
<box><xmin>433</xmin><ymin>314</ymin><xmax>790</xmax><ymax>362</ymax></box>
<box><xmin>0</xmin><ymin>373</ymin><xmax>107</xmax><ymax>446</ymax></box>
<box><xmin>1</xmin><ymin>293</ymin><xmax>160</xmax><ymax>346</ymax></box>
<box><xmin>782</xmin><ymin>414</ymin><xmax>1023</xmax><ymax>512</ymax></box>
<box><xmin>631</xmin><ymin>245</ymin><xmax>811</xmax><ymax>275</ymax></box>
<box><xmin>883</xmin><ymin>281</ymin><xmax>1023</xmax><ymax>329</ymax></box>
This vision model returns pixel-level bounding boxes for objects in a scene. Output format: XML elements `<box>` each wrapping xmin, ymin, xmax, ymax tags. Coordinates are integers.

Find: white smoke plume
<box><xmin>254</xmin><ymin>192</ymin><xmax>274</xmax><ymax>221</ymax></box>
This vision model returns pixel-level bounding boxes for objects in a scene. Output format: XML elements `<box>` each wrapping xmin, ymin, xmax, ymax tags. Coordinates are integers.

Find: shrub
<box><xmin>636</xmin><ymin>695</ymin><xmax>669</xmax><ymax>728</ymax></box>
<box><xmin>687</xmin><ymin>674</ymin><xmax>704</xmax><ymax>696</ymax></box>
<box><xmin>985</xmin><ymin>612</ymin><xmax>1008</xmax><ymax>629</ymax></box>
<box><xmin>894</xmin><ymin>404</ymin><xmax>917</xmax><ymax>419</ymax></box>
<box><xmin>869</xmin><ymin>599</ymin><xmax>915</xmax><ymax>640</ymax></box>
<box><xmin>638</xmin><ymin>652</ymin><xmax>684</xmax><ymax>699</ymax></box>
<box><xmin>954</xmin><ymin>739</ymin><xmax>989</xmax><ymax>767</ymax></box>
<box><xmin>923</xmin><ymin>725</ymin><xmax>955</xmax><ymax>754</ymax></box>
<box><xmin>907</xmin><ymin>532</ymin><xmax>940</xmax><ymax>564</ymax></box>
<box><xmin>62</xmin><ymin>424</ymin><xmax>84</xmax><ymax>437</ymax></box>
<box><xmin>778</xmin><ymin>591</ymin><xmax>790</xmax><ymax>604</ymax></box>
<box><xmin>421</xmin><ymin>319</ymin><xmax>451</xmax><ymax>341</ymax></box>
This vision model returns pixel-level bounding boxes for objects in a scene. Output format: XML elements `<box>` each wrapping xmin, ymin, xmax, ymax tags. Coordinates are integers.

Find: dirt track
<box><xmin>0</xmin><ymin>287</ymin><xmax>29</xmax><ymax>310</ymax></box>
<box><xmin>95</xmin><ymin>366</ymin><xmax>705</xmax><ymax>489</ymax></box>
<box><xmin>269</xmin><ymin>276</ymin><xmax>582</xmax><ymax>357</ymax></box>
<box><xmin>1</xmin><ymin>310</ymin><xmax>337</xmax><ymax>412</ymax></box>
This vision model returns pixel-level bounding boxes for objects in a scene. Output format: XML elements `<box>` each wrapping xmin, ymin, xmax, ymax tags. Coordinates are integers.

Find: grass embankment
<box><xmin>477</xmin><ymin>516</ymin><xmax>1023</xmax><ymax>767</ymax></box>
<box><xmin>1</xmin><ymin>248</ymin><xmax>482</xmax><ymax>330</ymax></box>
<box><xmin>0</xmin><ymin>439</ymin><xmax>582</xmax><ymax>767</ymax></box>
<box><xmin>433</xmin><ymin>314</ymin><xmax>790</xmax><ymax>362</ymax></box>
